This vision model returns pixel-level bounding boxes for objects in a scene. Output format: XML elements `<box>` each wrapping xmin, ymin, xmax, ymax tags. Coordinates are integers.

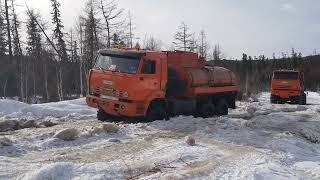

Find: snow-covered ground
<box><xmin>0</xmin><ymin>98</ymin><xmax>96</xmax><ymax>120</ymax></box>
<box><xmin>0</xmin><ymin>92</ymin><xmax>320</xmax><ymax>179</ymax></box>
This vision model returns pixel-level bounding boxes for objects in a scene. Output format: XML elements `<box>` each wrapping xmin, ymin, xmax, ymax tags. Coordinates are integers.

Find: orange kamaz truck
<box><xmin>270</xmin><ymin>70</ymin><xmax>307</xmax><ymax>105</ymax></box>
<box><xmin>86</xmin><ymin>49</ymin><xmax>240</xmax><ymax>121</ymax></box>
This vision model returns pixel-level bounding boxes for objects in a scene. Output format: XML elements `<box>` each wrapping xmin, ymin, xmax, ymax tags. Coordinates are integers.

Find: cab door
<box><xmin>136</xmin><ymin>53</ymin><xmax>167</xmax><ymax>102</ymax></box>
<box><xmin>139</xmin><ymin>59</ymin><xmax>161</xmax><ymax>92</ymax></box>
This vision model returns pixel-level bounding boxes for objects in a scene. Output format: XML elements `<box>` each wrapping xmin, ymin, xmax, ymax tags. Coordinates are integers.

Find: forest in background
<box><xmin>211</xmin><ymin>54</ymin><xmax>320</xmax><ymax>98</ymax></box>
<box><xmin>0</xmin><ymin>0</ymin><xmax>319</xmax><ymax>103</ymax></box>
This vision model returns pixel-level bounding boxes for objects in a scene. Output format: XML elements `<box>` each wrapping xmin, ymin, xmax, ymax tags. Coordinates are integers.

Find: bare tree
<box><xmin>66</xmin><ymin>28</ymin><xmax>75</xmax><ymax>63</ymax></box>
<box><xmin>75</xmin><ymin>18</ymin><xmax>85</xmax><ymax>96</ymax></box>
<box><xmin>11</xmin><ymin>0</ymin><xmax>21</xmax><ymax>56</ymax></box>
<box><xmin>4</xmin><ymin>0</ymin><xmax>12</xmax><ymax>57</ymax></box>
<box><xmin>189</xmin><ymin>33</ymin><xmax>197</xmax><ymax>52</ymax></box>
<box><xmin>127</xmin><ymin>11</ymin><xmax>132</xmax><ymax>48</ymax></box>
<box><xmin>41</xmin><ymin>45</ymin><xmax>50</xmax><ymax>102</ymax></box>
<box><xmin>0</xmin><ymin>5</ymin><xmax>7</xmax><ymax>55</ymax></box>
<box><xmin>173</xmin><ymin>22</ymin><xmax>193</xmax><ymax>51</ymax></box>
<box><xmin>144</xmin><ymin>36</ymin><xmax>162</xmax><ymax>51</ymax></box>
<box><xmin>213</xmin><ymin>43</ymin><xmax>222</xmax><ymax>61</ymax></box>
<box><xmin>198</xmin><ymin>30</ymin><xmax>210</xmax><ymax>58</ymax></box>
<box><xmin>97</xmin><ymin>0</ymin><xmax>124</xmax><ymax>48</ymax></box>
<box><xmin>10</xmin><ymin>0</ymin><xmax>24</xmax><ymax>101</ymax></box>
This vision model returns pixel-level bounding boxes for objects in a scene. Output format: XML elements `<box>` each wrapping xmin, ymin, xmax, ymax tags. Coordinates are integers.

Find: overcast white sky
<box><xmin>14</xmin><ymin>0</ymin><xmax>320</xmax><ymax>59</ymax></box>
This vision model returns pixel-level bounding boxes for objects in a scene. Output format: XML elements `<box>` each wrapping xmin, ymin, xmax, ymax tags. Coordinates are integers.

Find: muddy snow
<box><xmin>0</xmin><ymin>92</ymin><xmax>320</xmax><ymax>179</ymax></box>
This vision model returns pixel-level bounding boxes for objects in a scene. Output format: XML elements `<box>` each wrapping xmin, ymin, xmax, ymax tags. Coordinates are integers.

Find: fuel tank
<box><xmin>174</xmin><ymin>66</ymin><xmax>238</xmax><ymax>87</ymax></box>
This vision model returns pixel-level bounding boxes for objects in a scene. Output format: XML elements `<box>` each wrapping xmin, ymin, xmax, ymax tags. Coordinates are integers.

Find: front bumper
<box><xmin>86</xmin><ymin>95</ymin><xmax>146</xmax><ymax>117</ymax></box>
<box><xmin>271</xmin><ymin>89</ymin><xmax>301</xmax><ymax>99</ymax></box>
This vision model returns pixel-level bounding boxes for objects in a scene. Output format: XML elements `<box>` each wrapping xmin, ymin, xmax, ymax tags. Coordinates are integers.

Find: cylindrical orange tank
<box><xmin>176</xmin><ymin>66</ymin><xmax>238</xmax><ymax>87</ymax></box>
<box><xmin>207</xmin><ymin>66</ymin><xmax>238</xmax><ymax>87</ymax></box>
<box><xmin>186</xmin><ymin>68</ymin><xmax>210</xmax><ymax>87</ymax></box>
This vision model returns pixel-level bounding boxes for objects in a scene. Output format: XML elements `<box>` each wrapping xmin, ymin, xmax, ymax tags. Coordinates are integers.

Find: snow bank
<box><xmin>0</xmin><ymin>98</ymin><xmax>96</xmax><ymax>120</ymax></box>
<box><xmin>0</xmin><ymin>100</ymin><xmax>28</xmax><ymax>117</ymax></box>
<box><xmin>21</xmin><ymin>162</ymin><xmax>125</xmax><ymax>180</ymax></box>
<box><xmin>21</xmin><ymin>163</ymin><xmax>74</xmax><ymax>180</ymax></box>
<box><xmin>294</xmin><ymin>161</ymin><xmax>320</xmax><ymax>179</ymax></box>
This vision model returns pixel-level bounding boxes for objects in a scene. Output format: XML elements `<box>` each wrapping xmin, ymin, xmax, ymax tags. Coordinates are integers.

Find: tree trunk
<box><xmin>59</xmin><ymin>65</ymin><xmax>64</xmax><ymax>101</ymax></box>
<box><xmin>11</xmin><ymin>0</ymin><xmax>22</xmax><ymax>56</ymax></box>
<box><xmin>183</xmin><ymin>26</ymin><xmax>186</xmax><ymax>51</ymax></box>
<box><xmin>129</xmin><ymin>14</ymin><xmax>133</xmax><ymax>48</ymax></box>
<box><xmin>25</xmin><ymin>64</ymin><xmax>28</xmax><ymax>103</ymax></box>
<box><xmin>80</xmin><ymin>61</ymin><xmax>83</xmax><ymax>97</ymax></box>
<box><xmin>4</xmin><ymin>0</ymin><xmax>12</xmax><ymax>57</ymax></box>
<box><xmin>20</xmin><ymin>57</ymin><xmax>24</xmax><ymax>102</ymax></box>
<box><xmin>56</xmin><ymin>66</ymin><xmax>61</xmax><ymax>101</ymax></box>
<box><xmin>3</xmin><ymin>78</ymin><xmax>7</xmax><ymax>99</ymax></box>
<box><xmin>44</xmin><ymin>63</ymin><xmax>49</xmax><ymax>102</ymax></box>
<box><xmin>79</xmin><ymin>23</ymin><xmax>84</xmax><ymax>97</ymax></box>
<box><xmin>32</xmin><ymin>62</ymin><xmax>36</xmax><ymax>99</ymax></box>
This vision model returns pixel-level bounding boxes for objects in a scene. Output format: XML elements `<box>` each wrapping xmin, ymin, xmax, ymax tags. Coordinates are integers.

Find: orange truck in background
<box><xmin>86</xmin><ymin>49</ymin><xmax>240</xmax><ymax>121</ymax></box>
<box><xmin>270</xmin><ymin>70</ymin><xmax>307</xmax><ymax>105</ymax></box>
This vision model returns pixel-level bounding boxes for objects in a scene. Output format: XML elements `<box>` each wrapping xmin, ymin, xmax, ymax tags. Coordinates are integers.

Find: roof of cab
<box><xmin>98</xmin><ymin>49</ymin><xmax>146</xmax><ymax>59</ymax></box>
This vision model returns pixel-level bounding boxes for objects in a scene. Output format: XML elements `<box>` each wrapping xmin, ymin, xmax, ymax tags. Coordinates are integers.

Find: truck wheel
<box><xmin>270</xmin><ymin>96</ymin><xmax>277</xmax><ymax>104</ymax></box>
<box><xmin>228</xmin><ymin>96</ymin><xmax>236</xmax><ymax>109</ymax></box>
<box><xmin>299</xmin><ymin>93</ymin><xmax>307</xmax><ymax>105</ymax></box>
<box><xmin>145</xmin><ymin>102</ymin><xmax>166</xmax><ymax>122</ymax></box>
<box><xmin>278</xmin><ymin>98</ymin><xmax>285</xmax><ymax>104</ymax></box>
<box><xmin>200</xmin><ymin>103</ymin><xmax>215</xmax><ymax>118</ymax></box>
<box><xmin>215</xmin><ymin>98</ymin><xmax>228</xmax><ymax>116</ymax></box>
<box><xmin>292</xmin><ymin>96</ymin><xmax>300</xmax><ymax>104</ymax></box>
<box><xmin>97</xmin><ymin>109</ymin><xmax>111</xmax><ymax>121</ymax></box>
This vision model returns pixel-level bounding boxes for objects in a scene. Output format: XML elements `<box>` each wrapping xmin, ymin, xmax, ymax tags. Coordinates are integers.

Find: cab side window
<box><xmin>142</xmin><ymin>60</ymin><xmax>156</xmax><ymax>74</ymax></box>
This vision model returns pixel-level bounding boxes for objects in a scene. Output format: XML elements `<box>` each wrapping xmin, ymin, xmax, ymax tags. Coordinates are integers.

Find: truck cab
<box><xmin>270</xmin><ymin>70</ymin><xmax>306</xmax><ymax>105</ymax></box>
<box><xmin>86</xmin><ymin>49</ymin><xmax>168</xmax><ymax>120</ymax></box>
<box><xmin>86</xmin><ymin>49</ymin><xmax>240</xmax><ymax>121</ymax></box>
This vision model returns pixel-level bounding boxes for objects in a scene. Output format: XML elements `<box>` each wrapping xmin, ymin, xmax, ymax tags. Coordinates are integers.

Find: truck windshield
<box><xmin>273</xmin><ymin>72</ymin><xmax>299</xmax><ymax>80</ymax></box>
<box><xmin>95</xmin><ymin>54</ymin><xmax>140</xmax><ymax>74</ymax></box>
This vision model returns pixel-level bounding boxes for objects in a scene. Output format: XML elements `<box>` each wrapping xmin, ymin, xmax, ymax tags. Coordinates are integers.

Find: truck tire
<box><xmin>97</xmin><ymin>109</ymin><xmax>111</xmax><ymax>121</ymax></box>
<box><xmin>292</xmin><ymin>96</ymin><xmax>300</xmax><ymax>104</ymax></box>
<box><xmin>299</xmin><ymin>93</ymin><xmax>307</xmax><ymax>105</ymax></box>
<box><xmin>145</xmin><ymin>102</ymin><xmax>166</xmax><ymax>122</ymax></box>
<box><xmin>277</xmin><ymin>98</ymin><xmax>285</xmax><ymax>104</ymax></box>
<box><xmin>228</xmin><ymin>96</ymin><xmax>236</xmax><ymax>109</ymax></box>
<box><xmin>200</xmin><ymin>103</ymin><xmax>215</xmax><ymax>118</ymax></box>
<box><xmin>215</xmin><ymin>98</ymin><xmax>228</xmax><ymax>116</ymax></box>
<box><xmin>270</xmin><ymin>95</ymin><xmax>277</xmax><ymax>104</ymax></box>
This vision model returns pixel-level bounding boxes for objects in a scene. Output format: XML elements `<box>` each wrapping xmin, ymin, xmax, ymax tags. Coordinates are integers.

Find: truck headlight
<box><xmin>115</xmin><ymin>90</ymin><xmax>120</xmax><ymax>97</ymax></box>
<box><xmin>123</xmin><ymin>91</ymin><xmax>129</xmax><ymax>98</ymax></box>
